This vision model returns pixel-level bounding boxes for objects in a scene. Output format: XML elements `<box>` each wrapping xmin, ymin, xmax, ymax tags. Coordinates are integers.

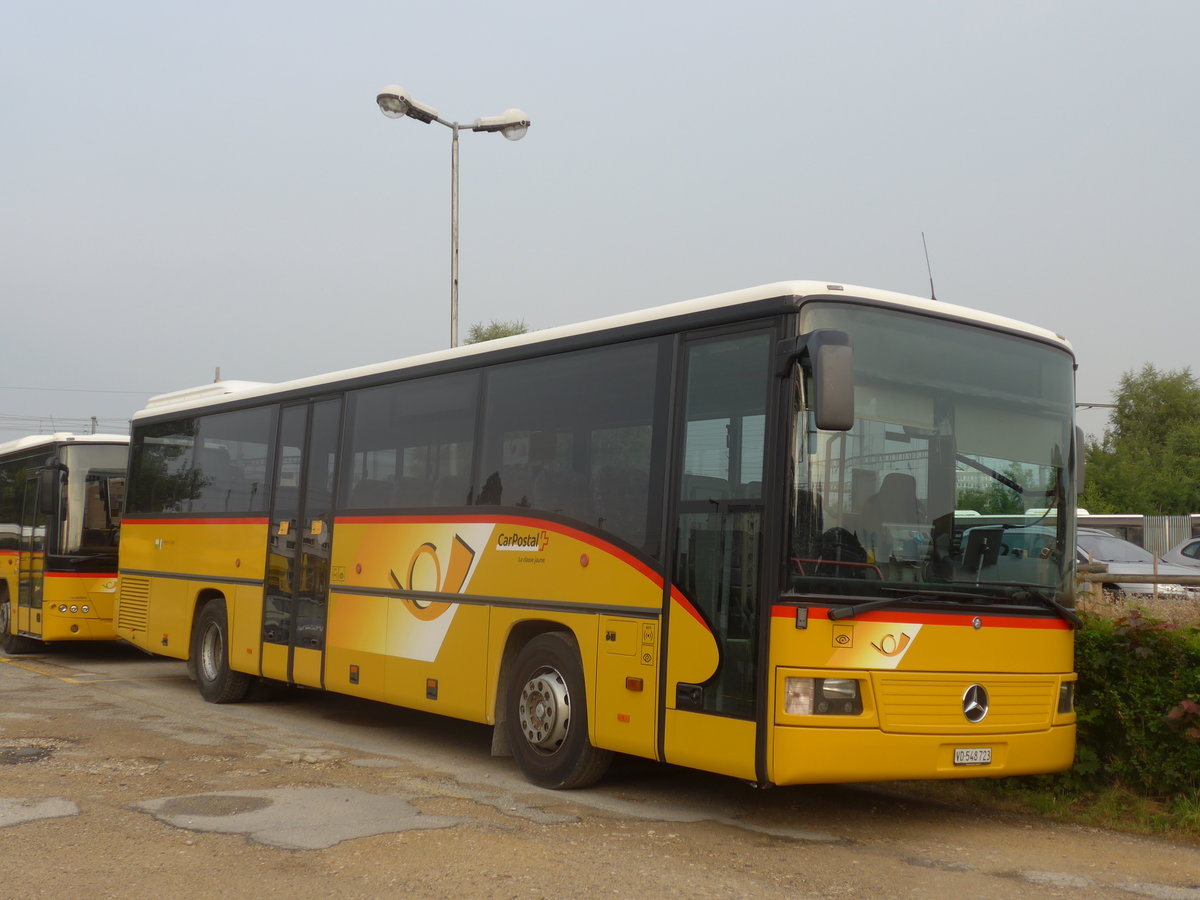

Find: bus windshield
<box><xmin>60</xmin><ymin>443</ymin><xmax>126</xmax><ymax>559</ymax></box>
<box><xmin>787</xmin><ymin>302</ymin><xmax>1077</xmax><ymax>607</ymax></box>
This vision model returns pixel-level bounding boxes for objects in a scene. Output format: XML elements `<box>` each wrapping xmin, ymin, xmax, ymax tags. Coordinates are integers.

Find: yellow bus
<box><xmin>1</xmin><ymin>433</ymin><xmax>128</xmax><ymax>654</ymax></box>
<box><xmin>116</xmin><ymin>281</ymin><xmax>1080</xmax><ymax>788</ymax></box>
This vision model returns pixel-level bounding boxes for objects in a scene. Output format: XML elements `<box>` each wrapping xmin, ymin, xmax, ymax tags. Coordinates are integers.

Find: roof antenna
<box><xmin>921</xmin><ymin>232</ymin><xmax>937</xmax><ymax>302</ymax></box>
<box><xmin>214</xmin><ymin>366</ymin><xmax>222</xmax><ymax>383</ymax></box>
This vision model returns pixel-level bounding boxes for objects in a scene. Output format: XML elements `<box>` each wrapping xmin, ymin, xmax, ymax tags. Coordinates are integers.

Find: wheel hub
<box><xmin>517</xmin><ymin>666</ymin><xmax>571</xmax><ymax>754</ymax></box>
<box><xmin>200</xmin><ymin>624</ymin><xmax>222</xmax><ymax>682</ymax></box>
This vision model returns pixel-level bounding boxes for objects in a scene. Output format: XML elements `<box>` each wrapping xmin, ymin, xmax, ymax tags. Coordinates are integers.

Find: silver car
<box><xmin>1076</xmin><ymin>528</ymin><xmax>1200</xmax><ymax>596</ymax></box>
<box><xmin>1162</xmin><ymin>534</ymin><xmax>1200</xmax><ymax>569</ymax></box>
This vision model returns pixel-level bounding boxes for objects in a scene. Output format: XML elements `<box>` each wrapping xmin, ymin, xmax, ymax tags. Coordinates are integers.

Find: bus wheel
<box><xmin>192</xmin><ymin>601</ymin><xmax>254</xmax><ymax>703</ymax></box>
<box><xmin>505</xmin><ymin>632</ymin><xmax>612</xmax><ymax>789</ymax></box>
<box><xmin>0</xmin><ymin>593</ymin><xmax>41</xmax><ymax>655</ymax></box>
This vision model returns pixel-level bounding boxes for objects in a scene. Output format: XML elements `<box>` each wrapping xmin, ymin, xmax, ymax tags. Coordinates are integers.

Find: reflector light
<box><xmin>1058</xmin><ymin>682</ymin><xmax>1075</xmax><ymax>714</ymax></box>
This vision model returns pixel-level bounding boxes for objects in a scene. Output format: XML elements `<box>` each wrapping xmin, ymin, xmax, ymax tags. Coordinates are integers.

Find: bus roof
<box><xmin>135</xmin><ymin>280</ymin><xmax>1074</xmax><ymax>420</ymax></box>
<box><xmin>0</xmin><ymin>432</ymin><xmax>129</xmax><ymax>458</ymax></box>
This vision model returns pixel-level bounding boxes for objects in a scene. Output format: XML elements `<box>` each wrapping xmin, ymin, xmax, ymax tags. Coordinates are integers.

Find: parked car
<box><xmin>1075</xmin><ymin>528</ymin><xmax>1200</xmax><ymax>596</ymax></box>
<box><xmin>959</xmin><ymin>524</ymin><xmax>1199</xmax><ymax>597</ymax></box>
<box><xmin>1162</xmin><ymin>535</ymin><xmax>1200</xmax><ymax>569</ymax></box>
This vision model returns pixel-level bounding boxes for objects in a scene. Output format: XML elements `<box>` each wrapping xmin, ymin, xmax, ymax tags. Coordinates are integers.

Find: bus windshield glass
<box><xmin>787</xmin><ymin>302</ymin><xmax>1077</xmax><ymax>607</ymax></box>
<box><xmin>60</xmin><ymin>443</ymin><xmax>127</xmax><ymax>558</ymax></box>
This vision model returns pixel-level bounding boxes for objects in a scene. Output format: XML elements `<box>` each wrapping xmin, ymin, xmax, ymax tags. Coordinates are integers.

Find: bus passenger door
<box><xmin>261</xmin><ymin>397</ymin><xmax>342</xmax><ymax>687</ymax></box>
<box><xmin>662</xmin><ymin>329</ymin><xmax>772</xmax><ymax>782</ymax></box>
<box><xmin>17</xmin><ymin>475</ymin><xmax>47</xmax><ymax>638</ymax></box>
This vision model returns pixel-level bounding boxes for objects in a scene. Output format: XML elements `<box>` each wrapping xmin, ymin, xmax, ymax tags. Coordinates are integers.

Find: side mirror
<box><xmin>811</xmin><ymin>340</ymin><xmax>855</xmax><ymax>431</ymax></box>
<box><xmin>777</xmin><ymin>329</ymin><xmax>855</xmax><ymax>431</ymax></box>
<box><xmin>794</xmin><ymin>330</ymin><xmax>855</xmax><ymax>431</ymax></box>
<box><xmin>38</xmin><ymin>467</ymin><xmax>61</xmax><ymax>516</ymax></box>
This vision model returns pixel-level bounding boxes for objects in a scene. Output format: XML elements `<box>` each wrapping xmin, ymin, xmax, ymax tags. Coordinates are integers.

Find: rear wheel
<box><xmin>505</xmin><ymin>631</ymin><xmax>612</xmax><ymax>789</ymax></box>
<box><xmin>192</xmin><ymin>600</ymin><xmax>254</xmax><ymax>703</ymax></box>
<box><xmin>0</xmin><ymin>592</ymin><xmax>41</xmax><ymax>655</ymax></box>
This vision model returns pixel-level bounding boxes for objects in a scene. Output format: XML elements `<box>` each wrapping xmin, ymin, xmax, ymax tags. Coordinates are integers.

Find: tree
<box><xmin>465</xmin><ymin>319</ymin><xmax>528</xmax><ymax>344</ymax></box>
<box><xmin>1081</xmin><ymin>365</ymin><xmax>1200</xmax><ymax>514</ymax></box>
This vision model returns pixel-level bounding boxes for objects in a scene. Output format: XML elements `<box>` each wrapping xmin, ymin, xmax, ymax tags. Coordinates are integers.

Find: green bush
<box><xmin>1071</xmin><ymin>609</ymin><xmax>1200</xmax><ymax>796</ymax></box>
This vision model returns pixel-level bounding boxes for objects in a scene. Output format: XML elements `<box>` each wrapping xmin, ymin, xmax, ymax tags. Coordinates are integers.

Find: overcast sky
<box><xmin>3</xmin><ymin>1</ymin><xmax>1195</xmax><ymax>440</ymax></box>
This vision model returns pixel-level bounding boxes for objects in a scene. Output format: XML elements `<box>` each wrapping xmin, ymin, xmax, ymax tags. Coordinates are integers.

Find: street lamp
<box><xmin>376</xmin><ymin>85</ymin><xmax>530</xmax><ymax>348</ymax></box>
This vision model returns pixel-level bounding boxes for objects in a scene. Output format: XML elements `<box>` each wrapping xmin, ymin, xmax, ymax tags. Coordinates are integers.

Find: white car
<box><xmin>1162</xmin><ymin>534</ymin><xmax>1200</xmax><ymax>569</ymax></box>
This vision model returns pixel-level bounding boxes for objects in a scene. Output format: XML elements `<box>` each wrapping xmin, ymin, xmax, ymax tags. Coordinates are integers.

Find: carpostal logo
<box><xmin>495</xmin><ymin>529</ymin><xmax>550</xmax><ymax>552</ymax></box>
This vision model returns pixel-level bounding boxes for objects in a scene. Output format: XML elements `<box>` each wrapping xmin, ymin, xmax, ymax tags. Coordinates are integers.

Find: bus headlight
<box><xmin>784</xmin><ymin>677</ymin><xmax>863</xmax><ymax>716</ymax></box>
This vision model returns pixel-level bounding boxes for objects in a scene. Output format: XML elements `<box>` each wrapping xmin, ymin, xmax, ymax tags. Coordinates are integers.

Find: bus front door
<box><xmin>17</xmin><ymin>475</ymin><xmax>46</xmax><ymax>639</ymax></box>
<box><xmin>662</xmin><ymin>329</ymin><xmax>772</xmax><ymax>783</ymax></box>
<box><xmin>261</xmin><ymin>398</ymin><xmax>342</xmax><ymax>687</ymax></box>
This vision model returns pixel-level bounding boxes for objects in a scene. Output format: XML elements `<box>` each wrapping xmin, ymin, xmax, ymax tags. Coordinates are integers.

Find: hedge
<box><xmin>1070</xmin><ymin>609</ymin><xmax>1200</xmax><ymax>796</ymax></box>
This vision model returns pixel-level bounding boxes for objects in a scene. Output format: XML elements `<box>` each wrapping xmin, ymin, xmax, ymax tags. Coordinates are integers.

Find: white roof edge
<box><xmin>140</xmin><ymin>380</ymin><xmax>276</xmax><ymax>416</ymax></box>
<box><xmin>0</xmin><ymin>432</ymin><xmax>130</xmax><ymax>457</ymax></box>
<box><xmin>133</xmin><ymin>280</ymin><xmax>1074</xmax><ymax>420</ymax></box>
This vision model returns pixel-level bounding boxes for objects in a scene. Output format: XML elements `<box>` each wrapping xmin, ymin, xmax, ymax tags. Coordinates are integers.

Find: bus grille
<box><xmin>873</xmin><ymin>673</ymin><xmax>1058</xmax><ymax>734</ymax></box>
<box><xmin>117</xmin><ymin>576</ymin><xmax>151</xmax><ymax>633</ymax></box>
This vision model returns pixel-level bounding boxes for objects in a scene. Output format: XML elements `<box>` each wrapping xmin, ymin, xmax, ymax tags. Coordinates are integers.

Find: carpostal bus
<box><xmin>116</xmin><ymin>281</ymin><xmax>1080</xmax><ymax>788</ymax></box>
<box><xmin>1</xmin><ymin>433</ymin><xmax>128</xmax><ymax>654</ymax></box>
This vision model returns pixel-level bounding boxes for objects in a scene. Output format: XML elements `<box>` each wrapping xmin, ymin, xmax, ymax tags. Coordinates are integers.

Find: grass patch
<box><xmin>888</xmin><ymin>778</ymin><xmax>1200</xmax><ymax>844</ymax></box>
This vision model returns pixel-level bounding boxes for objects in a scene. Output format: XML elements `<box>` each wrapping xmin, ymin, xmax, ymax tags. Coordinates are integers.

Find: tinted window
<box><xmin>127</xmin><ymin>408</ymin><xmax>275</xmax><ymax>515</ymax></box>
<box><xmin>127</xmin><ymin>419</ymin><xmax>199</xmax><ymax>514</ymax></box>
<box><xmin>342</xmin><ymin>371</ymin><xmax>478</xmax><ymax>510</ymax></box>
<box><xmin>192</xmin><ymin>408</ymin><xmax>275</xmax><ymax>514</ymax></box>
<box><xmin>479</xmin><ymin>339</ymin><xmax>666</xmax><ymax>553</ymax></box>
<box><xmin>0</xmin><ymin>452</ymin><xmax>39</xmax><ymax>551</ymax></box>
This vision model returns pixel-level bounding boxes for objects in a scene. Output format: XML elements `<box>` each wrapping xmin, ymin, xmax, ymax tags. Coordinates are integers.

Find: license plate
<box><xmin>953</xmin><ymin>747</ymin><xmax>992</xmax><ymax>766</ymax></box>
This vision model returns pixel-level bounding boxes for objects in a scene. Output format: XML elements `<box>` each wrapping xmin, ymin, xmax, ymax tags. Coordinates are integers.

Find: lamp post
<box><xmin>376</xmin><ymin>85</ymin><xmax>530</xmax><ymax>348</ymax></box>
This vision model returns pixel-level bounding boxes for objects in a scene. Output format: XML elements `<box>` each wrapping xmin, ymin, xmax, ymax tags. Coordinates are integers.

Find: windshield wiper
<box><xmin>1006</xmin><ymin>586</ymin><xmax>1082</xmax><ymax>629</ymax></box>
<box><xmin>827</xmin><ymin>588</ymin><xmax>981</xmax><ymax>620</ymax></box>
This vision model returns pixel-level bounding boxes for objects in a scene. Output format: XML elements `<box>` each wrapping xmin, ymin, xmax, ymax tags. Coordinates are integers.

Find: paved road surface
<box><xmin>2</xmin><ymin>642</ymin><xmax>1198</xmax><ymax>899</ymax></box>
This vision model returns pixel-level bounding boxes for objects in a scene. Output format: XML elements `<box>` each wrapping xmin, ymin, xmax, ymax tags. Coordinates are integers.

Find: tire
<box><xmin>504</xmin><ymin>631</ymin><xmax>612</xmax><ymax>789</ymax></box>
<box><xmin>0</xmin><ymin>593</ymin><xmax>42</xmax><ymax>655</ymax></box>
<box><xmin>192</xmin><ymin>600</ymin><xmax>254</xmax><ymax>703</ymax></box>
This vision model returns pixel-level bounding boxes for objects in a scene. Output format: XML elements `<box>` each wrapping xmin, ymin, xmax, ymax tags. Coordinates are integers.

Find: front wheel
<box><xmin>0</xmin><ymin>594</ymin><xmax>41</xmax><ymax>655</ymax></box>
<box><xmin>192</xmin><ymin>600</ymin><xmax>254</xmax><ymax>703</ymax></box>
<box><xmin>504</xmin><ymin>631</ymin><xmax>612</xmax><ymax>789</ymax></box>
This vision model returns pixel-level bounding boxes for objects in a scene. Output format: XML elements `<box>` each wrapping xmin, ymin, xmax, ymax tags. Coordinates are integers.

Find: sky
<box><xmin>3</xmin><ymin>0</ymin><xmax>1196</xmax><ymax>441</ymax></box>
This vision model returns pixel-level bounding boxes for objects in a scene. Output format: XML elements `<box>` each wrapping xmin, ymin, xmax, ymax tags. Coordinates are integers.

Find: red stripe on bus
<box><xmin>336</xmin><ymin>512</ymin><xmax>702</xmax><ymax>624</ymax></box>
<box><xmin>772</xmin><ymin>604</ymin><xmax>1071</xmax><ymax>630</ymax></box>
<box><xmin>337</xmin><ymin>511</ymin><xmax>667</xmax><ymax>580</ymax></box>
<box><xmin>125</xmin><ymin>518</ymin><xmax>270</xmax><ymax>526</ymax></box>
<box><xmin>43</xmin><ymin>572</ymin><xmax>118</xmax><ymax>579</ymax></box>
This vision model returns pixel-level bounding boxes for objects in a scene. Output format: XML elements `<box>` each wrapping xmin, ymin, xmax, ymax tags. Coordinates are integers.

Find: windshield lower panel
<box><xmin>787</xmin><ymin>303</ymin><xmax>1077</xmax><ymax>613</ymax></box>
